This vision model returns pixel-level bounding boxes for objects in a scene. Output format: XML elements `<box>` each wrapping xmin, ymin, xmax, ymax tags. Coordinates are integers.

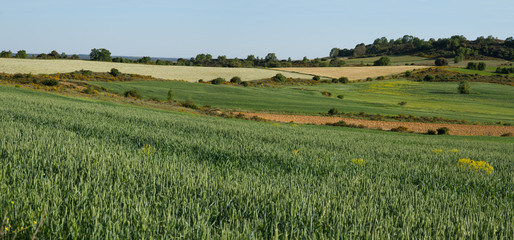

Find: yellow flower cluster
<box><xmin>458</xmin><ymin>158</ymin><xmax>494</xmax><ymax>174</ymax></box>
<box><xmin>140</xmin><ymin>144</ymin><xmax>156</xmax><ymax>156</ymax></box>
<box><xmin>352</xmin><ymin>158</ymin><xmax>366</xmax><ymax>166</ymax></box>
<box><xmin>432</xmin><ymin>148</ymin><xmax>458</xmax><ymax>153</ymax></box>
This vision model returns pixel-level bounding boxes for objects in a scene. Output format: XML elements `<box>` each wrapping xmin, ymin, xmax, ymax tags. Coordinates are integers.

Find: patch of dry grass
<box><xmin>0</xmin><ymin>58</ymin><xmax>312</xmax><ymax>82</ymax></box>
<box><xmin>274</xmin><ymin>66</ymin><xmax>429</xmax><ymax>80</ymax></box>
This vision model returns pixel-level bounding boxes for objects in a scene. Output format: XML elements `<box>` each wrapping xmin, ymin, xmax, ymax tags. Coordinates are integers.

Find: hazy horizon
<box><xmin>1</xmin><ymin>0</ymin><xmax>513</xmax><ymax>60</ymax></box>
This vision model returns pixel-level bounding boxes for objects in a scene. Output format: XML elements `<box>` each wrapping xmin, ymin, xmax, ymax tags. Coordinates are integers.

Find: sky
<box><xmin>1</xmin><ymin>0</ymin><xmax>513</xmax><ymax>59</ymax></box>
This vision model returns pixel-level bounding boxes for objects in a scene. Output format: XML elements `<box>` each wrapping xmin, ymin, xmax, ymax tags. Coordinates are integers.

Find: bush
<box><xmin>366</xmin><ymin>77</ymin><xmax>373</xmax><ymax>81</ymax></box>
<box><xmin>427</xmin><ymin>129</ymin><xmax>437</xmax><ymax>135</ymax></box>
<box><xmin>437</xmin><ymin>127</ymin><xmax>450</xmax><ymax>135</ymax></box>
<box><xmin>376</xmin><ymin>76</ymin><xmax>385</xmax><ymax>80</ymax></box>
<box><xmin>337</xmin><ymin>95</ymin><xmax>344</xmax><ymax>99</ymax></box>
<box><xmin>312</xmin><ymin>76</ymin><xmax>321</xmax><ymax>81</ymax></box>
<box><xmin>230</xmin><ymin>76</ymin><xmax>242</xmax><ymax>84</ymax></box>
<box><xmin>423</xmin><ymin>75</ymin><xmax>435</xmax><ymax>81</ymax></box>
<box><xmin>328</xmin><ymin>108</ymin><xmax>339</xmax><ymax>115</ymax></box>
<box><xmin>181</xmin><ymin>98</ymin><xmax>198</xmax><ymax>109</ymax></box>
<box><xmin>321</xmin><ymin>91</ymin><xmax>332</xmax><ymax>97</ymax></box>
<box><xmin>434</xmin><ymin>58</ymin><xmax>448</xmax><ymax>66</ymax></box>
<box><xmin>124</xmin><ymin>90</ymin><xmax>141</xmax><ymax>99</ymax></box>
<box><xmin>338</xmin><ymin>77</ymin><xmax>349</xmax><ymax>84</ymax></box>
<box><xmin>390</xmin><ymin>126</ymin><xmax>409</xmax><ymax>132</ymax></box>
<box><xmin>373</xmin><ymin>56</ymin><xmax>391</xmax><ymax>66</ymax></box>
<box><xmin>501</xmin><ymin>132</ymin><xmax>513</xmax><ymax>137</ymax></box>
<box><xmin>398</xmin><ymin>101</ymin><xmax>407</xmax><ymax>106</ymax></box>
<box><xmin>405</xmin><ymin>71</ymin><xmax>412</xmax><ymax>77</ymax></box>
<box><xmin>458</xmin><ymin>81</ymin><xmax>470</xmax><ymax>94</ymax></box>
<box><xmin>167</xmin><ymin>89</ymin><xmax>174</xmax><ymax>102</ymax></box>
<box><xmin>41</xmin><ymin>79</ymin><xmax>59</xmax><ymax>86</ymax></box>
<box><xmin>272</xmin><ymin>73</ymin><xmax>286</xmax><ymax>82</ymax></box>
<box><xmin>110</xmin><ymin>68</ymin><xmax>121</xmax><ymax>77</ymax></box>
<box><xmin>210</xmin><ymin>77</ymin><xmax>226</xmax><ymax>85</ymax></box>
<box><xmin>454</xmin><ymin>55</ymin><xmax>464</xmax><ymax>63</ymax></box>
<box><xmin>242</xmin><ymin>82</ymin><xmax>249</xmax><ymax>87</ymax></box>
<box><xmin>467</xmin><ymin>62</ymin><xmax>478</xmax><ymax>70</ymax></box>
<box><xmin>477</xmin><ymin>62</ymin><xmax>486</xmax><ymax>71</ymax></box>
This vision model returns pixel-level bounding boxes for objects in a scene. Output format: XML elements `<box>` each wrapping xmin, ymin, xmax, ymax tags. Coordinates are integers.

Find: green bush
<box><xmin>467</xmin><ymin>62</ymin><xmax>478</xmax><ymax>70</ymax></box>
<box><xmin>167</xmin><ymin>89</ymin><xmax>174</xmax><ymax>102</ymax></box>
<box><xmin>211</xmin><ymin>77</ymin><xmax>226</xmax><ymax>85</ymax></box>
<box><xmin>423</xmin><ymin>75</ymin><xmax>435</xmax><ymax>81</ymax></box>
<box><xmin>124</xmin><ymin>90</ymin><xmax>142</xmax><ymax>99</ymax></box>
<box><xmin>312</xmin><ymin>76</ymin><xmax>321</xmax><ymax>81</ymax></box>
<box><xmin>458</xmin><ymin>81</ymin><xmax>470</xmax><ymax>94</ymax></box>
<box><xmin>398</xmin><ymin>101</ymin><xmax>407</xmax><ymax>106</ymax></box>
<box><xmin>337</xmin><ymin>95</ymin><xmax>344</xmax><ymax>99</ymax></box>
<box><xmin>338</xmin><ymin>77</ymin><xmax>349</xmax><ymax>84</ymax></box>
<box><xmin>391</xmin><ymin>126</ymin><xmax>409</xmax><ymax>132</ymax></box>
<box><xmin>41</xmin><ymin>79</ymin><xmax>59</xmax><ymax>86</ymax></box>
<box><xmin>181</xmin><ymin>98</ymin><xmax>198</xmax><ymax>109</ymax></box>
<box><xmin>272</xmin><ymin>73</ymin><xmax>286</xmax><ymax>82</ymax></box>
<box><xmin>477</xmin><ymin>62</ymin><xmax>486</xmax><ymax>71</ymax></box>
<box><xmin>427</xmin><ymin>129</ymin><xmax>437</xmax><ymax>135</ymax></box>
<box><xmin>242</xmin><ymin>82</ymin><xmax>249</xmax><ymax>87</ymax></box>
<box><xmin>437</xmin><ymin>127</ymin><xmax>450</xmax><ymax>135</ymax></box>
<box><xmin>230</xmin><ymin>76</ymin><xmax>242</xmax><ymax>84</ymax></box>
<box><xmin>373</xmin><ymin>56</ymin><xmax>391</xmax><ymax>66</ymax></box>
<box><xmin>405</xmin><ymin>71</ymin><xmax>412</xmax><ymax>77</ymax></box>
<box><xmin>110</xmin><ymin>68</ymin><xmax>121</xmax><ymax>77</ymax></box>
<box><xmin>434</xmin><ymin>58</ymin><xmax>448</xmax><ymax>66</ymax></box>
<box><xmin>328</xmin><ymin>108</ymin><xmax>339</xmax><ymax>115</ymax></box>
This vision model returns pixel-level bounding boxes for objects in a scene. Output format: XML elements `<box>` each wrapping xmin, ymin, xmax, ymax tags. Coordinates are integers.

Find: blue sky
<box><xmin>1</xmin><ymin>0</ymin><xmax>513</xmax><ymax>59</ymax></box>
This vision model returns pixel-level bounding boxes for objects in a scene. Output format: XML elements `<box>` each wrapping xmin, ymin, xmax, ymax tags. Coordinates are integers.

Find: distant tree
<box><xmin>246</xmin><ymin>55</ymin><xmax>256</xmax><ymax>61</ymax></box>
<box><xmin>434</xmin><ymin>58</ymin><xmax>448</xmax><ymax>66</ymax></box>
<box><xmin>374</xmin><ymin>56</ymin><xmax>391</xmax><ymax>66</ymax></box>
<box><xmin>467</xmin><ymin>62</ymin><xmax>478</xmax><ymax>70</ymax></box>
<box><xmin>477</xmin><ymin>62</ymin><xmax>486</xmax><ymax>71</ymax></box>
<box><xmin>15</xmin><ymin>50</ymin><xmax>28</xmax><ymax>59</ymax></box>
<box><xmin>89</xmin><ymin>48</ymin><xmax>112</xmax><ymax>61</ymax></box>
<box><xmin>329</xmin><ymin>48</ymin><xmax>340</xmax><ymax>58</ymax></box>
<box><xmin>458</xmin><ymin>81</ymin><xmax>470</xmax><ymax>94</ymax></box>
<box><xmin>454</xmin><ymin>55</ymin><xmax>464</xmax><ymax>63</ymax></box>
<box><xmin>353</xmin><ymin>44</ymin><xmax>366</xmax><ymax>57</ymax></box>
<box><xmin>329</xmin><ymin>58</ymin><xmax>345</xmax><ymax>67</ymax></box>
<box><xmin>71</xmin><ymin>54</ymin><xmax>80</xmax><ymax>60</ymax></box>
<box><xmin>0</xmin><ymin>50</ymin><xmax>12</xmax><ymax>58</ymax></box>
<box><xmin>265</xmin><ymin>53</ymin><xmax>278</xmax><ymax>62</ymax></box>
<box><xmin>138</xmin><ymin>56</ymin><xmax>151</xmax><ymax>64</ymax></box>
<box><xmin>61</xmin><ymin>52</ymin><xmax>68</xmax><ymax>59</ymax></box>
<box><xmin>167</xmin><ymin>89</ymin><xmax>174</xmax><ymax>102</ymax></box>
<box><xmin>49</xmin><ymin>50</ymin><xmax>61</xmax><ymax>59</ymax></box>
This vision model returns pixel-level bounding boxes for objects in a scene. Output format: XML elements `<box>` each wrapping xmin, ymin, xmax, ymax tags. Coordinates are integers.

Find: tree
<box><xmin>138</xmin><ymin>56</ymin><xmax>151</xmax><ymax>64</ymax></box>
<box><xmin>89</xmin><ymin>48</ymin><xmax>112</xmax><ymax>61</ymax></box>
<box><xmin>230</xmin><ymin>76</ymin><xmax>242</xmax><ymax>84</ymax></box>
<box><xmin>167</xmin><ymin>89</ymin><xmax>174</xmax><ymax>102</ymax></box>
<box><xmin>49</xmin><ymin>50</ymin><xmax>61</xmax><ymax>59</ymax></box>
<box><xmin>458</xmin><ymin>81</ymin><xmax>470</xmax><ymax>94</ymax></box>
<box><xmin>109</xmin><ymin>68</ymin><xmax>121</xmax><ymax>77</ymax></box>
<box><xmin>264</xmin><ymin>53</ymin><xmax>278</xmax><ymax>62</ymax></box>
<box><xmin>374</xmin><ymin>56</ymin><xmax>391</xmax><ymax>66</ymax></box>
<box><xmin>353</xmin><ymin>44</ymin><xmax>366</xmax><ymax>57</ymax></box>
<box><xmin>435</xmin><ymin>58</ymin><xmax>448</xmax><ymax>66</ymax></box>
<box><xmin>477</xmin><ymin>62</ymin><xmax>486</xmax><ymax>71</ymax></box>
<box><xmin>467</xmin><ymin>62</ymin><xmax>478</xmax><ymax>70</ymax></box>
<box><xmin>0</xmin><ymin>50</ymin><xmax>12</xmax><ymax>58</ymax></box>
<box><xmin>329</xmin><ymin>48</ymin><xmax>340</xmax><ymax>58</ymax></box>
<box><xmin>330</xmin><ymin>58</ymin><xmax>345</xmax><ymax>67</ymax></box>
<box><xmin>15</xmin><ymin>50</ymin><xmax>28</xmax><ymax>58</ymax></box>
<box><xmin>71</xmin><ymin>54</ymin><xmax>80</xmax><ymax>60</ymax></box>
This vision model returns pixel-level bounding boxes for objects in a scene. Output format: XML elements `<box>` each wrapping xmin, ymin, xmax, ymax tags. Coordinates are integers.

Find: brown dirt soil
<box><xmin>240</xmin><ymin>112</ymin><xmax>514</xmax><ymax>137</ymax></box>
<box><xmin>274</xmin><ymin>66</ymin><xmax>429</xmax><ymax>80</ymax></box>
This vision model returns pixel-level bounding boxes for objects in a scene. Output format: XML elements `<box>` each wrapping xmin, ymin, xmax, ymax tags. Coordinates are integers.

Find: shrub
<box><xmin>181</xmin><ymin>98</ymin><xmax>198</xmax><ymax>109</ymax></box>
<box><xmin>312</xmin><ymin>76</ymin><xmax>321</xmax><ymax>81</ymax></box>
<box><xmin>437</xmin><ymin>127</ymin><xmax>450</xmax><ymax>135</ymax></box>
<box><xmin>454</xmin><ymin>55</ymin><xmax>464</xmax><ymax>63</ymax></box>
<box><xmin>242</xmin><ymin>82</ymin><xmax>249</xmax><ymax>87</ymax></box>
<box><xmin>501</xmin><ymin>132</ymin><xmax>513</xmax><ymax>137</ymax></box>
<box><xmin>427</xmin><ymin>129</ymin><xmax>437</xmax><ymax>135</ymax></box>
<box><xmin>148</xmin><ymin>97</ymin><xmax>161</xmax><ymax>102</ymax></box>
<box><xmin>423</xmin><ymin>75</ymin><xmax>435</xmax><ymax>81</ymax></box>
<box><xmin>198</xmin><ymin>79</ymin><xmax>204</xmax><ymax>83</ymax></box>
<box><xmin>398</xmin><ymin>101</ymin><xmax>407</xmax><ymax>106</ymax></box>
<box><xmin>366</xmin><ymin>77</ymin><xmax>373</xmax><ymax>81</ymax></box>
<box><xmin>110</xmin><ymin>68</ymin><xmax>121</xmax><ymax>77</ymax></box>
<box><xmin>41</xmin><ymin>79</ymin><xmax>59</xmax><ymax>86</ymax></box>
<box><xmin>477</xmin><ymin>62</ymin><xmax>486</xmax><ymax>71</ymax></box>
<box><xmin>338</xmin><ymin>77</ymin><xmax>349</xmax><ymax>84</ymax></box>
<box><xmin>82</xmin><ymin>86</ymin><xmax>95</xmax><ymax>94</ymax></box>
<box><xmin>458</xmin><ymin>81</ymin><xmax>470</xmax><ymax>94</ymax></box>
<box><xmin>434</xmin><ymin>58</ymin><xmax>448</xmax><ymax>66</ymax></box>
<box><xmin>211</xmin><ymin>77</ymin><xmax>226</xmax><ymax>85</ymax></box>
<box><xmin>467</xmin><ymin>62</ymin><xmax>478</xmax><ymax>70</ymax></box>
<box><xmin>321</xmin><ymin>91</ymin><xmax>332</xmax><ymax>97</ymax></box>
<box><xmin>373</xmin><ymin>56</ymin><xmax>391</xmax><ymax>66</ymax></box>
<box><xmin>167</xmin><ymin>89</ymin><xmax>174</xmax><ymax>103</ymax></box>
<box><xmin>124</xmin><ymin>90</ymin><xmax>141</xmax><ymax>99</ymax></box>
<box><xmin>376</xmin><ymin>76</ymin><xmax>385</xmax><ymax>80</ymax></box>
<box><xmin>390</xmin><ymin>126</ymin><xmax>409</xmax><ymax>132</ymax></box>
<box><xmin>230</xmin><ymin>76</ymin><xmax>242</xmax><ymax>84</ymax></box>
<box><xmin>272</xmin><ymin>73</ymin><xmax>286</xmax><ymax>82</ymax></box>
<box><xmin>328</xmin><ymin>108</ymin><xmax>339</xmax><ymax>115</ymax></box>
<box><xmin>337</xmin><ymin>95</ymin><xmax>344</xmax><ymax>99</ymax></box>
<box><xmin>405</xmin><ymin>71</ymin><xmax>412</xmax><ymax>77</ymax></box>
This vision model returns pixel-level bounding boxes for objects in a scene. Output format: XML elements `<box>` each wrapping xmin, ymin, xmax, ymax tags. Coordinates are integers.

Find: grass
<box><xmin>274</xmin><ymin>66</ymin><xmax>428</xmax><ymax>80</ymax></box>
<box><xmin>0</xmin><ymin>58</ymin><xmax>312</xmax><ymax>82</ymax></box>
<box><xmin>1</xmin><ymin>85</ymin><xmax>513</xmax><ymax>238</ymax></box>
<box><xmin>448</xmin><ymin>66</ymin><xmax>514</xmax><ymax>77</ymax></box>
<box><xmin>89</xmin><ymin>79</ymin><xmax>514</xmax><ymax>124</ymax></box>
<box><xmin>342</xmin><ymin>55</ymin><xmax>434</xmax><ymax>66</ymax></box>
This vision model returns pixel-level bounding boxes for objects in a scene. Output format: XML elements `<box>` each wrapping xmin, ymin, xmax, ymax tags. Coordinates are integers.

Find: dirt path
<box><xmin>240</xmin><ymin>112</ymin><xmax>514</xmax><ymax>137</ymax></box>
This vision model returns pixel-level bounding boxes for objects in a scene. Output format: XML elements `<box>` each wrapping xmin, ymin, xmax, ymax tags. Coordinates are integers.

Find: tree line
<box><xmin>330</xmin><ymin>35</ymin><xmax>514</xmax><ymax>61</ymax></box>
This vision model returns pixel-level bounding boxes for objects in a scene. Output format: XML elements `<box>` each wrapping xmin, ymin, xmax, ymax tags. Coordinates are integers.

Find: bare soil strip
<box><xmin>241</xmin><ymin>112</ymin><xmax>514</xmax><ymax>136</ymax></box>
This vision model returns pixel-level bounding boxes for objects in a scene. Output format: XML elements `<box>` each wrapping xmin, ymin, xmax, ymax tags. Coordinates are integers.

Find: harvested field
<box><xmin>241</xmin><ymin>112</ymin><xmax>514</xmax><ymax>136</ymax></box>
<box><xmin>0</xmin><ymin>58</ymin><xmax>312</xmax><ymax>82</ymax></box>
<box><xmin>274</xmin><ymin>66</ymin><xmax>429</xmax><ymax>80</ymax></box>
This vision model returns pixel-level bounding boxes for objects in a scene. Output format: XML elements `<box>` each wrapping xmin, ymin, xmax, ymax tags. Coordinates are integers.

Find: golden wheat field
<box><xmin>274</xmin><ymin>66</ymin><xmax>429</xmax><ymax>80</ymax></box>
<box><xmin>0</xmin><ymin>58</ymin><xmax>312</xmax><ymax>82</ymax></box>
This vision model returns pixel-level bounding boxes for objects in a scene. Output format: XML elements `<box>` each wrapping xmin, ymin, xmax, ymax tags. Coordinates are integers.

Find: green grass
<box><xmin>90</xmin><ymin>79</ymin><xmax>514</xmax><ymax>124</ymax></box>
<box><xmin>1</xmin><ymin>85</ymin><xmax>513</xmax><ymax>239</ymax></box>
<box><xmin>448</xmin><ymin>67</ymin><xmax>514</xmax><ymax>77</ymax></box>
<box><xmin>343</xmin><ymin>55</ymin><xmax>433</xmax><ymax>66</ymax></box>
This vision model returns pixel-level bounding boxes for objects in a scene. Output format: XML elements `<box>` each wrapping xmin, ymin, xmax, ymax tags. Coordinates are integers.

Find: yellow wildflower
<box><xmin>293</xmin><ymin>149</ymin><xmax>300</xmax><ymax>155</ymax></box>
<box><xmin>5</xmin><ymin>227</ymin><xmax>8</xmax><ymax>231</ymax></box>
<box><xmin>447</xmin><ymin>149</ymin><xmax>459</xmax><ymax>153</ymax></box>
<box><xmin>352</xmin><ymin>158</ymin><xmax>366</xmax><ymax>166</ymax></box>
<box><xmin>10</xmin><ymin>201</ymin><xmax>14</xmax><ymax>204</ymax></box>
<box><xmin>432</xmin><ymin>149</ymin><xmax>443</xmax><ymax>153</ymax></box>
<box><xmin>458</xmin><ymin>158</ymin><xmax>493</xmax><ymax>174</ymax></box>
<box><xmin>33</xmin><ymin>221</ymin><xmax>37</xmax><ymax>225</ymax></box>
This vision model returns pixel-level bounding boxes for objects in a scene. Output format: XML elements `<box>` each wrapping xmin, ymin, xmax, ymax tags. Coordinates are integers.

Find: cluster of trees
<box><xmin>467</xmin><ymin>62</ymin><xmax>486</xmax><ymax>71</ymax></box>
<box><xmin>0</xmin><ymin>49</ymin><xmax>80</xmax><ymax>59</ymax></box>
<box><xmin>330</xmin><ymin>35</ymin><xmax>514</xmax><ymax>60</ymax></box>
